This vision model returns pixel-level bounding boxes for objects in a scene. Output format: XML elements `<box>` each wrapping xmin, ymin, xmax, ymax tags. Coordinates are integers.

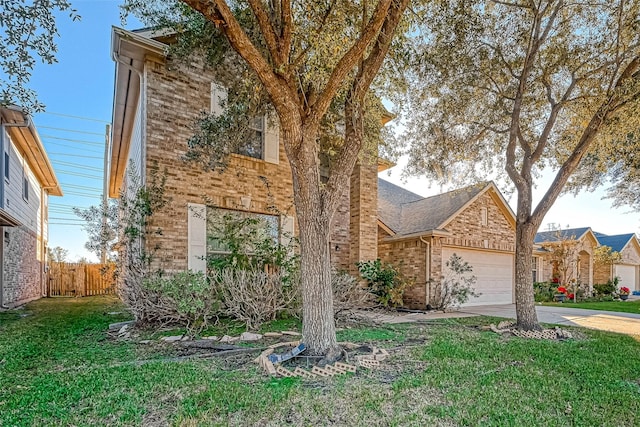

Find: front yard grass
<box><xmin>1</xmin><ymin>296</ymin><xmax>640</xmax><ymax>426</ymax></box>
<box><xmin>542</xmin><ymin>299</ymin><xmax>640</xmax><ymax>314</ymax></box>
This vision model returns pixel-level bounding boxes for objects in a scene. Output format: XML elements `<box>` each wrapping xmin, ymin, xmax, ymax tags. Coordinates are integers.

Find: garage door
<box><xmin>441</xmin><ymin>248</ymin><xmax>514</xmax><ymax>306</ymax></box>
<box><xmin>615</xmin><ymin>265</ymin><xmax>637</xmax><ymax>292</ymax></box>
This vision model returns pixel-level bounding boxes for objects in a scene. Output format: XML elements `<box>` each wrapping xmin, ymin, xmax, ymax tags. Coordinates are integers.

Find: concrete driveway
<box><xmin>460</xmin><ymin>304</ymin><xmax>640</xmax><ymax>337</ymax></box>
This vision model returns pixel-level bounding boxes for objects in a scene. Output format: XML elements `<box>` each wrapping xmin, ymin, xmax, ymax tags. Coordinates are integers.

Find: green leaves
<box><xmin>0</xmin><ymin>0</ymin><xmax>79</xmax><ymax>111</ymax></box>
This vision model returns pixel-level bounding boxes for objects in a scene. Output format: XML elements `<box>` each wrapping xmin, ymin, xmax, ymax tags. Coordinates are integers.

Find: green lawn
<box><xmin>1</xmin><ymin>297</ymin><xmax>640</xmax><ymax>426</ymax></box>
<box><xmin>542</xmin><ymin>299</ymin><xmax>640</xmax><ymax>314</ymax></box>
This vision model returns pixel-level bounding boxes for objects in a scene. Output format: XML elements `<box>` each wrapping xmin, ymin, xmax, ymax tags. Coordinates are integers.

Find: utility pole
<box><xmin>101</xmin><ymin>124</ymin><xmax>111</xmax><ymax>264</ymax></box>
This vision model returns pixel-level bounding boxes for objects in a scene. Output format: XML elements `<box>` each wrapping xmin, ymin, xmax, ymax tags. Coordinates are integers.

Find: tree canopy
<box><xmin>397</xmin><ymin>0</ymin><xmax>640</xmax><ymax>330</ymax></box>
<box><xmin>0</xmin><ymin>0</ymin><xmax>79</xmax><ymax>112</ymax></box>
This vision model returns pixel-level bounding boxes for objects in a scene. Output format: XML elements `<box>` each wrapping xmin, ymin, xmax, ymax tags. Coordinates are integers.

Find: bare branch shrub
<box><xmin>432</xmin><ymin>253</ymin><xmax>479</xmax><ymax>310</ymax></box>
<box><xmin>211</xmin><ymin>268</ymin><xmax>299</xmax><ymax>330</ymax></box>
<box><xmin>332</xmin><ymin>270</ymin><xmax>375</xmax><ymax>316</ymax></box>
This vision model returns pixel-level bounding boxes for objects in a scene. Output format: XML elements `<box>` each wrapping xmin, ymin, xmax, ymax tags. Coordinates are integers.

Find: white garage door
<box><xmin>615</xmin><ymin>265</ymin><xmax>637</xmax><ymax>292</ymax></box>
<box><xmin>441</xmin><ymin>248</ymin><xmax>514</xmax><ymax>306</ymax></box>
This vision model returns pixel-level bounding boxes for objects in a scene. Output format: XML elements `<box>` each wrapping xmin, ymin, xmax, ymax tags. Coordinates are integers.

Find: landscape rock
<box><xmin>108</xmin><ymin>320</ymin><xmax>136</xmax><ymax>332</ymax></box>
<box><xmin>219</xmin><ymin>335</ymin><xmax>239</xmax><ymax>343</ymax></box>
<box><xmin>281</xmin><ymin>330</ymin><xmax>301</xmax><ymax>336</ymax></box>
<box><xmin>161</xmin><ymin>335</ymin><xmax>184</xmax><ymax>343</ymax></box>
<box><xmin>202</xmin><ymin>336</ymin><xmax>219</xmax><ymax>340</ymax></box>
<box><xmin>240</xmin><ymin>332</ymin><xmax>263</xmax><ymax>341</ymax></box>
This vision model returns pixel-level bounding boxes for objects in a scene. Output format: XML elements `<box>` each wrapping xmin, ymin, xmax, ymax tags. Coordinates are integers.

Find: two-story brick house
<box><xmin>109</xmin><ymin>27</ymin><xmax>379</xmax><ymax>274</ymax></box>
<box><xmin>0</xmin><ymin>106</ymin><xmax>62</xmax><ymax>308</ymax></box>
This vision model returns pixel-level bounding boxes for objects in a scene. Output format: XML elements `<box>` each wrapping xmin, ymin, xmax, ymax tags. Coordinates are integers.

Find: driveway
<box><xmin>460</xmin><ymin>304</ymin><xmax>640</xmax><ymax>337</ymax></box>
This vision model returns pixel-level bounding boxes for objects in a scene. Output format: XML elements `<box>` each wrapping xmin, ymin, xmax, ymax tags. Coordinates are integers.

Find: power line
<box><xmin>55</xmin><ymin>169</ymin><xmax>103</xmax><ymax>180</ymax></box>
<box><xmin>49</xmin><ymin>152</ymin><xmax>104</xmax><ymax>160</ymax></box>
<box><xmin>42</xmin><ymin>111</ymin><xmax>111</xmax><ymax>124</ymax></box>
<box><xmin>38</xmin><ymin>126</ymin><xmax>104</xmax><ymax>136</ymax></box>
<box><xmin>51</xmin><ymin>160</ymin><xmax>102</xmax><ymax>172</ymax></box>
<box><xmin>49</xmin><ymin>223</ymin><xmax>85</xmax><ymax>226</ymax></box>
<box><xmin>63</xmin><ymin>191</ymin><xmax>102</xmax><ymax>198</ymax></box>
<box><xmin>50</xmin><ymin>217</ymin><xmax>85</xmax><ymax>221</ymax></box>
<box><xmin>43</xmin><ymin>140</ymin><xmax>103</xmax><ymax>154</ymax></box>
<box><xmin>60</xmin><ymin>182</ymin><xmax>102</xmax><ymax>192</ymax></box>
<box><xmin>42</xmin><ymin>135</ymin><xmax>104</xmax><ymax>147</ymax></box>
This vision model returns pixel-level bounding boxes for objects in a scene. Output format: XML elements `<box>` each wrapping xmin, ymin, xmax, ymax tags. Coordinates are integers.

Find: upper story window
<box><xmin>210</xmin><ymin>82</ymin><xmax>279</xmax><ymax>164</ymax></box>
<box><xmin>22</xmin><ymin>166</ymin><xmax>29</xmax><ymax>202</ymax></box>
<box><xmin>4</xmin><ymin>133</ymin><xmax>9</xmax><ymax>181</ymax></box>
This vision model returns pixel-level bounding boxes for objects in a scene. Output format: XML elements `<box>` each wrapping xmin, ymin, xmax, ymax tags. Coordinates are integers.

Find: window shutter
<box><xmin>263</xmin><ymin>112</ymin><xmax>280</xmax><ymax>164</ymax></box>
<box><xmin>188</xmin><ymin>203</ymin><xmax>207</xmax><ymax>272</ymax></box>
<box><xmin>210</xmin><ymin>83</ymin><xmax>227</xmax><ymax>117</ymax></box>
<box><xmin>280</xmin><ymin>215</ymin><xmax>295</xmax><ymax>247</ymax></box>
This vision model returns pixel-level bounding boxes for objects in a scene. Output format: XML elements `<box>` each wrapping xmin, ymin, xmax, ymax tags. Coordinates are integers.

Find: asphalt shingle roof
<box><xmin>534</xmin><ymin>227</ymin><xmax>591</xmax><ymax>244</ymax></box>
<box><xmin>378</xmin><ymin>179</ymin><xmax>487</xmax><ymax>236</ymax></box>
<box><xmin>593</xmin><ymin>233</ymin><xmax>636</xmax><ymax>253</ymax></box>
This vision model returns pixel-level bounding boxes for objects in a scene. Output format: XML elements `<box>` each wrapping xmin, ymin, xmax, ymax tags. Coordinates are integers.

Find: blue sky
<box><xmin>18</xmin><ymin>1</ymin><xmax>640</xmax><ymax>261</ymax></box>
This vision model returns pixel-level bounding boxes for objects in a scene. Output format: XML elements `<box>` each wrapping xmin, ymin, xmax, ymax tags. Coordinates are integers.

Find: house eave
<box><xmin>0</xmin><ymin>208</ymin><xmax>21</xmax><ymax>226</ymax></box>
<box><xmin>109</xmin><ymin>27</ymin><xmax>167</xmax><ymax>198</ymax></box>
<box><xmin>382</xmin><ymin>228</ymin><xmax>452</xmax><ymax>243</ymax></box>
<box><xmin>1</xmin><ymin>106</ymin><xmax>63</xmax><ymax>196</ymax></box>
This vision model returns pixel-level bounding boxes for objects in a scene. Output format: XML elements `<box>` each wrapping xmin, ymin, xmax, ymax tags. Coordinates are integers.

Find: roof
<box><xmin>534</xmin><ymin>227</ymin><xmax>592</xmax><ymax>244</ymax></box>
<box><xmin>109</xmin><ymin>27</ymin><xmax>167</xmax><ymax>197</ymax></box>
<box><xmin>594</xmin><ymin>233</ymin><xmax>637</xmax><ymax>253</ymax></box>
<box><xmin>1</xmin><ymin>107</ymin><xmax>62</xmax><ymax>196</ymax></box>
<box><xmin>378</xmin><ymin>179</ymin><xmax>514</xmax><ymax>237</ymax></box>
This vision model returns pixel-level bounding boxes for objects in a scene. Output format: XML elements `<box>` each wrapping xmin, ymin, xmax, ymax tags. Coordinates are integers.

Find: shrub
<box><xmin>534</xmin><ymin>282</ymin><xmax>556</xmax><ymax>302</ymax></box>
<box><xmin>142</xmin><ymin>270</ymin><xmax>220</xmax><ymax>335</ymax></box>
<box><xmin>594</xmin><ymin>281</ymin><xmax>616</xmax><ymax>296</ymax></box>
<box><xmin>432</xmin><ymin>254</ymin><xmax>479</xmax><ymax>310</ymax></box>
<box><xmin>357</xmin><ymin>259</ymin><xmax>410</xmax><ymax>308</ymax></box>
<box><xmin>210</xmin><ymin>268</ymin><xmax>299</xmax><ymax>330</ymax></box>
<box><xmin>332</xmin><ymin>270</ymin><xmax>375</xmax><ymax>315</ymax></box>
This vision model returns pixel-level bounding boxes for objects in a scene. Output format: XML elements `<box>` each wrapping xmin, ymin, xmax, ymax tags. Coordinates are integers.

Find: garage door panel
<box><xmin>441</xmin><ymin>248</ymin><xmax>513</xmax><ymax>306</ymax></box>
<box><xmin>615</xmin><ymin>265</ymin><xmax>637</xmax><ymax>291</ymax></box>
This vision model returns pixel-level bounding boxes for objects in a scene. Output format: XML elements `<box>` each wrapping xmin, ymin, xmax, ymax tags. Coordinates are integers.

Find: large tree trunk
<box><xmin>514</xmin><ymin>221</ymin><xmax>541</xmax><ymax>331</ymax></box>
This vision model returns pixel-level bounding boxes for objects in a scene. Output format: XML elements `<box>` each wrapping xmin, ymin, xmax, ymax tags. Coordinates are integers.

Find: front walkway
<box><xmin>460</xmin><ymin>304</ymin><xmax>640</xmax><ymax>337</ymax></box>
<box><xmin>363</xmin><ymin>303</ymin><xmax>640</xmax><ymax>337</ymax></box>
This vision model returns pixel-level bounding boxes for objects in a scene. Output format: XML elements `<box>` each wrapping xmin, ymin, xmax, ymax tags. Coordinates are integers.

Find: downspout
<box><xmin>419</xmin><ymin>236</ymin><xmax>430</xmax><ymax>309</ymax></box>
<box><xmin>0</xmin><ymin>113</ymin><xmax>32</xmax><ymax>308</ymax></box>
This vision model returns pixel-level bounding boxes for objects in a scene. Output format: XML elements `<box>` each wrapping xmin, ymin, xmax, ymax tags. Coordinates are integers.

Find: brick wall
<box><xmin>2</xmin><ymin>225</ymin><xmax>41</xmax><ymax>306</ymax></box>
<box><xmin>143</xmin><ymin>58</ymin><xmax>296</xmax><ymax>271</ymax></box>
<box><xmin>348</xmin><ymin>157</ymin><xmax>378</xmax><ymax>272</ymax></box>
<box><xmin>378</xmin><ymin>226</ymin><xmax>427</xmax><ymax>309</ymax></box>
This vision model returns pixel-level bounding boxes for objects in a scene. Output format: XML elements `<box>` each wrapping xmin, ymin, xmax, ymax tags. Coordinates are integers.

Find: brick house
<box><xmin>0</xmin><ymin>106</ymin><xmax>62</xmax><ymax>308</ymax></box>
<box><xmin>108</xmin><ymin>27</ymin><xmax>380</xmax><ymax>273</ymax></box>
<box><xmin>377</xmin><ymin>179</ymin><xmax>516</xmax><ymax>308</ymax></box>
<box><xmin>593</xmin><ymin>233</ymin><xmax>640</xmax><ymax>291</ymax></box>
<box><xmin>533</xmin><ymin>227</ymin><xmax>598</xmax><ymax>290</ymax></box>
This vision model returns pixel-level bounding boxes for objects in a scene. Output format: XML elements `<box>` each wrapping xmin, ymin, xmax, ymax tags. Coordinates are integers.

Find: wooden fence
<box><xmin>48</xmin><ymin>262</ymin><xmax>116</xmax><ymax>297</ymax></box>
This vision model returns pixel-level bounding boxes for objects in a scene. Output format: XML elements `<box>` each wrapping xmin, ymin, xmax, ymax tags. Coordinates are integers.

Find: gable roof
<box><xmin>594</xmin><ymin>233</ymin><xmax>638</xmax><ymax>253</ymax></box>
<box><xmin>534</xmin><ymin>227</ymin><xmax>592</xmax><ymax>244</ymax></box>
<box><xmin>378</xmin><ymin>179</ymin><xmax>514</xmax><ymax>238</ymax></box>
<box><xmin>1</xmin><ymin>107</ymin><xmax>62</xmax><ymax>196</ymax></box>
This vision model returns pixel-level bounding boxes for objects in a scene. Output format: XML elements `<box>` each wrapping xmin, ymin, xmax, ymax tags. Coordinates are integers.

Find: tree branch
<box><xmin>247</xmin><ymin>0</ymin><xmax>282</xmax><ymax>68</ymax></box>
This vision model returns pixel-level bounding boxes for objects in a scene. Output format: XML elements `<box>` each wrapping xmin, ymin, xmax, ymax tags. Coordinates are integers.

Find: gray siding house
<box><xmin>0</xmin><ymin>107</ymin><xmax>62</xmax><ymax>307</ymax></box>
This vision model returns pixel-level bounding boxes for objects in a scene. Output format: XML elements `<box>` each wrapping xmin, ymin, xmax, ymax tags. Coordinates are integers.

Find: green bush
<box><xmin>594</xmin><ymin>280</ymin><xmax>617</xmax><ymax>296</ymax></box>
<box><xmin>357</xmin><ymin>259</ymin><xmax>409</xmax><ymax>308</ymax></box>
<box><xmin>534</xmin><ymin>282</ymin><xmax>556</xmax><ymax>302</ymax></box>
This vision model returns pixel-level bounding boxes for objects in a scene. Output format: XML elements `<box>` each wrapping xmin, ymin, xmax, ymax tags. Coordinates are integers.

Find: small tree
<box><xmin>47</xmin><ymin>246</ymin><xmax>68</xmax><ymax>263</ymax></box>
<box><xmin>432</xmin><ymin>254</ymin><xmax>479</xmax><ymax>310</ymax></box>
<box><xmin>74</xmin><ymin>198</ymin><xmax>119</xmax><ymax>262</ymax></box>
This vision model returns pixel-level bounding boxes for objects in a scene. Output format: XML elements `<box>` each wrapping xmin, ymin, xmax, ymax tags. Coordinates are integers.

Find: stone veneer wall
<box><xmin>3</xmin><ymin>225</ymin><xmax>40</xmax><ymax>306</ymax></box>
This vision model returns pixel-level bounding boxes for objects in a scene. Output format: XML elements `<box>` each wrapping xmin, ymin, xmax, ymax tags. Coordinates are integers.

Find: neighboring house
<box><xmin>108</xmin><ymin>27</ymin><xmax>379</xmax><ymax>274</ymax></box>
<box><xmin>377</xmin><ymin>179</ymin><xmax>516</xmax><ymax>308</ymax></box>
<box><xmin>593</xmin><ymin>233</ymin><xmax>640</xmax><ymax>291</ymax></box>
<box><xmin>0</xmin><ymin>106</ymin><xmax>62</xmax><ymax>308</ymax></box>
<box><xmin>533</xmin><ymin>227</ymin><xmax>599</xmax><ymax>290</ymax></box>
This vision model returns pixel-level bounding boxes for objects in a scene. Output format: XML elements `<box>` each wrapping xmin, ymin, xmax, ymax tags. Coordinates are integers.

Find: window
<box><xmin>532</xmin><ymin>257</ymin><xmax>538</xmax><ymax>283</ymax></box>
<box><xmin>206</xmin><ymin>207</ymin><xmax>278</xmax><ymax>257</ymax></box>
<box><xmin>480</xmin><ymin>207</ymin><xmax>488</xmax><ymax>226</ymax></box>
<box><xmin>236</xmin><ymin>116</ymin><xmax>264</xmax><ymax>160</ymax></box>
<box><xmin>3</xmin><ymin>152</ymin><xmax>8</xmax><ymax>180</ymax></box>
<box><xmin>22</xmin><ymin>172</ymin><xmax>29</xmax><ymax>202</ymax></box>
